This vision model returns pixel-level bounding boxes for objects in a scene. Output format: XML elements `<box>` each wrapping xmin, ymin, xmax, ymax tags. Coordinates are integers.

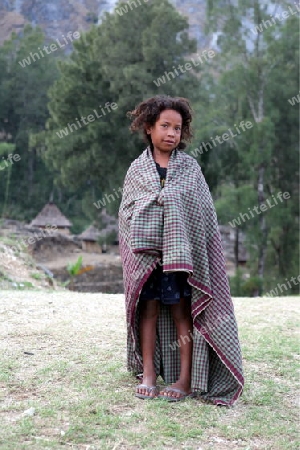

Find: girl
<box><xmin>118</xmin><ymin>95</ymin><xmax>244</xmax><ymax>404</ymax></box>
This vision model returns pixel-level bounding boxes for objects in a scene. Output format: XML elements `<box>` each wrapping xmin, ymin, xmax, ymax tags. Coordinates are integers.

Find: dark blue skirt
<box><xmin>139</xmin><ymin>263</ymin><xmax>192</xmax><ymax>305</ymax></box>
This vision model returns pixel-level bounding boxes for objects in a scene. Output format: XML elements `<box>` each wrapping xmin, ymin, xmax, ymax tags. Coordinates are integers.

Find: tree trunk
<box><xmin>256</xmin><ymin>163</ymin><xmax>268</xmax><ymax>294</ymax></box>
<box><xmin>234</xmin><ymin>184</ymin><xmax>240</xmax><ymax>270</ymax></box>
<box><xmin>234</xmin><ymin>222</ymin><xmax>239</xmax><ymax>270</ymax></box>
<box><xmin>27</xmin><ymin>148</ymin><xmax>35</xmax><ymax>199</ymax></box>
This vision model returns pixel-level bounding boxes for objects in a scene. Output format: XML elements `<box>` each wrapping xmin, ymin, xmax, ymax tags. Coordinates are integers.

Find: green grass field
<box><xmin>0</xmin><ymin>292</ymin><xmax>298</xmax><ymax>449</ymax></box>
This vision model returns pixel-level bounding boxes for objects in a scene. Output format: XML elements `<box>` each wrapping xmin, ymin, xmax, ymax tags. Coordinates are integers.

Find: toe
<box><xmin>162</xmin><ymin>390</ymin><xmax>172</xmax><ymax>398</ymax></box>
<box><xmin>136</xmin><ymin>385</ymin><xmax>157</xmax><ymax>398</ymax></box>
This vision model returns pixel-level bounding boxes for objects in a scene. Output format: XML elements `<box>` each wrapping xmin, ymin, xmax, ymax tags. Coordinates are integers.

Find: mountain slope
<box><xmin>0</xmin><ymin>0</ymin><xmax>207</xmax><ymax>46</ymax></box>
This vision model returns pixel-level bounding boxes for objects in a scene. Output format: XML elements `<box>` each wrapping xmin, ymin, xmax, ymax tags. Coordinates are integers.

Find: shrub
<box><xmin>229</xmin><ymin>269</ymin><xmax>263</xmax><ymax>297</ymax></box>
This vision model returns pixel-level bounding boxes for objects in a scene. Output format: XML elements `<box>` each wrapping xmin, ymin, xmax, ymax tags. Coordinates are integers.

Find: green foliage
<box><xmin>0</xmin><ymin>274</ymin><xmax>35</xmax><ymax>290</ymax></box>
<box><xmin>229</xmin><ymin>269</ymin><xmax>263</xmax><ymax>297</ymax></box>
<box><xmin>229</xmin><ymin>268</ymin><xmax>245</xmax><ymax>297</ymax></box>
<box><xmin>242</xmin><ymin>276</ymin><xmax>264</xmax><ymax>297</ymax></box>
<box><xmin>0</xmin><ymin>0</ymin><xmax>298</xmax><ymax>295</ymax></box>
<box><xmin>194</xmin><ymin>1</ymin><xmax>299</xmax><ymax>286</ymax></box>
<box><xmin>85</xmin><ymin>11</ymin><xmax>98</xmax><ymax>24</ymax></box>
<box><xmin>30</xmin><ymin>272</ymin><xmax>43</xmax><ymax>280</ymax></box>
<box><xmin>66</xmin><ymin>256</ymin><xmax>83</xmax><ymax>277</ymax></box>
<box><xmin>214</xmin><ymin>184</ymin><xmax>256</xmax><ymax>228</ymax></box>
<box><xmin>0</xmin><ymin>26</ymin><xmax>60</xmax><ymax>220</ymax></box>
<box><xmin>65</xmin><ymin>256</ymin><xmax>84</xmax><ymax>291</ymax></box>
<box><xmin>0</xmin><ymin>143</ymin><xmax>16</xmax><ymax>217</ymax></box>
<box><xmin>97</xmin><ymin>229</ymin><xmax>117</xmax><ymax>246</ymax></box>
<box><xmin>13</xmin><ymin>281</ymin><xmax>35</xmax><ymax>290</ymax></box>
<box><xmin>41</xmin><ymin>0</ymin><xmax>200</xmax><ymax>221</ymax></box>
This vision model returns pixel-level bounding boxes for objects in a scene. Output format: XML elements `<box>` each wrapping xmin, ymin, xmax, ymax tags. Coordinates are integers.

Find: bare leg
<box><xmin>136</xmin><ymin>299</ymin><xmax>160</xmax><ymax>398</ymax></box>
<box><xmin>161</xmin><ymin>298</ymin><xmax>193</xmax><ymax>399</ymax></box>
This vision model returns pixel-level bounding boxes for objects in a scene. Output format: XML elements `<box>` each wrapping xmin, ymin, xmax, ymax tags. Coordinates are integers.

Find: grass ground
<box><xmin>0</xmin><ymin>291</ymin><xmax>298</xmax><ymax>450</ymax></box>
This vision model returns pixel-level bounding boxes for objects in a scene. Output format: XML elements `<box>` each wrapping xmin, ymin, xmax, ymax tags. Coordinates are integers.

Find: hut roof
<box><xmin>78</xmin><ymin>225</ymin><xmax>100</xmax><ymax>242</ymax></box>
<box><xmin>97</xmin><ymin>224</ymin><xmax>119</xmax><ymax>238</ymax></box>
<box><xmin>99</xmin><ymin>208</ymin><xmax>117</xmax><ymax>226</ymax></box>
<box><xmin>30</xmin><ymin>203</ymin><xmax>72</xmax><ymax>228</ymax></box>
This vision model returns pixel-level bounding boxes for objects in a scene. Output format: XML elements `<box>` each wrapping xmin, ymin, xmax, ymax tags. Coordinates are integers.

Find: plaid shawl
<box><xmin>119</xmin><ymin>147</ymin><xmax>244</xmax><ymax>406</ymax></box>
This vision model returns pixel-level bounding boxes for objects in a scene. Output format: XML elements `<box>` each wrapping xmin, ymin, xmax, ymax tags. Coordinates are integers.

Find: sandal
<box><xmin>158</xmin><ymin>386</ymin><xmax>196</xmax><ymax>402</ymax></box>
<box><xmin>135</xmin><ymin>384</ymin><xmax>159</xmax><ymax>400</ymax></box>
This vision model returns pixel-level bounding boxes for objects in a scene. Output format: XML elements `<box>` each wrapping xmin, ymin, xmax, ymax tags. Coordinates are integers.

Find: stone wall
<box><xmin>29</xmin><ymin>234</ymin><xmax>81</xmax><ymax>262</ymax></box>
<box><xmin>51</xmin><ymin>263</ymin><xmax>124</xmax><ymax>294</ymax></box>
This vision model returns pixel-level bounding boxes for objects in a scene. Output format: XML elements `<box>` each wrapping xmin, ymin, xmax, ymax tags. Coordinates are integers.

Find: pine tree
<box><xmin>195</xmin><ymin>0</ymin><xmax>299</xmax><ymax>291</ymax></box>
<box><xmin>0</xmin><ymin>26</ymin><xmax>60</xmax><ymax>219</ymax></box>
<box><xmin>42</xmin><ymin>0</ymin><xmax>201</xmax><ymax>219</ymax></box>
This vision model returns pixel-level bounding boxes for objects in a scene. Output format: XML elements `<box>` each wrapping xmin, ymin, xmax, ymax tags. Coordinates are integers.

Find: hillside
<box><xmin>0</xmin><ymin>241</ymin><xmax>56</xmax><ymax>290</ymax></box>
<box><xmin>0</xmin><ymin>0</ymin><xmax>207</xmax><ymax>46</ymax></box>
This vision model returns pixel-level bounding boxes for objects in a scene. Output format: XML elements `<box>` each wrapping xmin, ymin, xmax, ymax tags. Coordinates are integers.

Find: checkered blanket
<box><xmin>119</xmin><ymin>147</ymin><xmax>244</xmax><ymax>405</ymax></box>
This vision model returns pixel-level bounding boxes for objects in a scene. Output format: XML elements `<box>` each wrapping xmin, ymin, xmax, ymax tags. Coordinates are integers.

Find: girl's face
<box><xmin>147</xmin><ymin>109</ymin><xmax>182</xmax><ymax>154</ymax></box>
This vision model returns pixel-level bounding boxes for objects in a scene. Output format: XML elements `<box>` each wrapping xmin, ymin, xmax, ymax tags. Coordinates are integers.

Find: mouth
<box><xmin>164</xmin><ymin>140</ymin><xmax>176</xmax><ymax>145</ymax></box>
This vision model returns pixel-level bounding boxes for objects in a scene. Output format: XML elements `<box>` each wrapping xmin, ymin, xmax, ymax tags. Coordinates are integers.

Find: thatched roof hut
<box><xmin>78</xmin><ymin>225</ymin><xmax>100</xmax><ymax>242</ymax></box>
<box><xmin>78</xmin><ymin>225</ymin><xmax>101</xmax><ymax>253</ymax></box>
<box><xmin>30</xmin><ymin>203</ymin><xmax>72</xmax><ymax>234</ymax></box>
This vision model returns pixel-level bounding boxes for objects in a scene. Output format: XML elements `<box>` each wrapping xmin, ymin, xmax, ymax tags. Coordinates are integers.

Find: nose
<box><xmin>167</xmin><ymin>128</ymin><xmax>175</xmax><ymax>136</ymax></box>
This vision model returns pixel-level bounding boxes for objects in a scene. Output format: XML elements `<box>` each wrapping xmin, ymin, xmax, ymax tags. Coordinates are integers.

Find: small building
<box><xmin>78</xmin><ymin>225</ymin><xmax>102</xmax><ymax>253</ymax></box>
<box><xmin>98</xmin><ymin>208</ymin><xmax>119</xmax><ymax>244</ymax></box>
<box><xmin>30</xmin><ymin>202</ymin><xmax>72</xmax><ymax>234</ymax></box>
<box><xmin>218</xmin><ymin>224</ymin><xmax>249</xmax><ymax>267</ymax></box>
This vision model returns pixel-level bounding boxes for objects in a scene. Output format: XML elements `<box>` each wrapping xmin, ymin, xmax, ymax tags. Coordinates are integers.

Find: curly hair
<box><xmin>127</xmin><ymin>95</ymin><xmax>193</xmax><ymax>150</ymax></box>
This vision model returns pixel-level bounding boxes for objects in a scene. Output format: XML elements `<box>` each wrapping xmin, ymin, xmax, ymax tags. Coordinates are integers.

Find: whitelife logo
<box><xmin>251</xmin><ymin>2</ymin><xmax>300</xmax><ymax>34</ymax></box>
<box><xmin>116</xmin><ymin>0</ymin><xmax>149</xmax><ymax>16</ymax></box>
<box><xmin>18</xmin><ymin>31</ymin><xmax>81</xmax><ymax>68</ymax></box>
<box><xmin>56</xmin><ymin>102</ymin><xmax>118</xmax><ymax>139</ymax></box>
<box><xmin>153</xmin><ymin>50</ymin><xmax>215</xmax><ymax>87</ymax></box>
<box><xmin>264</xmin><ymin>275</ymin><xmax>300</xmax><ymax>297</ymax></box>
<box><xmin>288</xmin><ymin>91</ymin><xmax>300</xmax><ymax>106</ymax></box>
<box><xmin>0</xmin><ymin>153</ymin><xmax>21</xmax><ymax>171</ymax></box>
<box><xmin>10</xmin><ymin>225</ymin><xmax>58</xmax><ymax>254</ymax></box>
<box><xmin>228</xmin><ymin>191</ymin><xmax>291</xmax><ymax>228</ymax></box>
<box><xmin>190</xmin><ymin>121</ymin><xmax>253</xmax><ymax>158</ymax></box>
<box><xmin>93</xmin><ymin>187</ymin><xmax>123</xmax><ymax>209</ymax></box>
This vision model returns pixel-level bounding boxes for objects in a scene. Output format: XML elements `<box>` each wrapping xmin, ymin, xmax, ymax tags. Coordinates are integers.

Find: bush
<box><xmin>97</xmin><ymin>230</ymin><xmax>118</xmax><ymax>246</ymax></box>
<box><xmin>242</xmin><ymin>276</ymin><xmax>263</xmax><ymax>297</ymax></box>
<box><xmin>229</xmin><ymin>269</ymin><xmax>263</xmax><ymax>297</ymax></box>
